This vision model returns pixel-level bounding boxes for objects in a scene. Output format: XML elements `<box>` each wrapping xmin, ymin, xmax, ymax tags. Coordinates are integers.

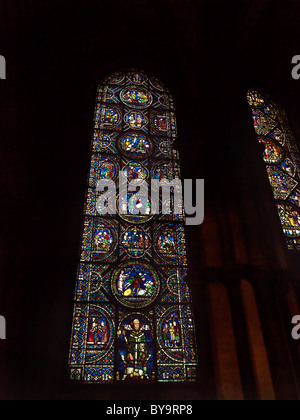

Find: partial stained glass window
<box><xmin>247</xmin><ymin>90</ymin><xmax>300</xmax><ymax>250</ymax></box>
<box><xmin>69</xmin><ymin>70</ymin><xmax>198</xmax><ymax>383</ymax></box>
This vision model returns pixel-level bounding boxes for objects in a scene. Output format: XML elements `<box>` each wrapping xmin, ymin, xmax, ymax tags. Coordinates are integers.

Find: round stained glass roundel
<box><xmin>92</xmin><ymin>221</ymin><xmax>117</xmax><ymax>261</ymax></box>
<box><xmin>154</xmin><ymin>224</ymin><xmax>177</xmax><ymax>264</ymax></box>
<box><xmin>100</xmin><ymin>106</ymin><xmax>122</xmax><ymax>128</ymax></box>
<box><xmin>120</xmin><ymin>86</ymin><xmax>153</xmax><ymax>109</ymax></box>
<box><xmin>112</xmin><ymin>262</ymin><xmax>160</xmax><ymax>308</ymax></box>
<box><xmin>124</xmin><ymin>162</ymin><xmax>149</xmax><ymax>182</ymax></box>
<box><xmin>121</xmin><ymin>227</ymin><xmax>151</xmax><ymax>258</ymax></box>
<box><xmin>118</xmin><ymin>191</ymin><xmax>154</xmax><ymax>224</ymax></box>
<box><xmin>97</xmin><ymin>157</ymin><xmax>118</xmax><ymax>180</ymax></box>
<box><xmin>124</xmin><ymin>111</ymin><xmax>148</xmax><ymax>130</ymax></box>
<box><xmin>117</xmin><ymin>132</ymin><xmax>153</xmax><ymax>159</ymax></box>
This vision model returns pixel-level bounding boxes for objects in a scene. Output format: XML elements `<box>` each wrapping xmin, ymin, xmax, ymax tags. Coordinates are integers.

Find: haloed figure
<box><xmin>122</xmin><ymin>319</ymin><xmax>150</xmax><ymax>380</ymax></box>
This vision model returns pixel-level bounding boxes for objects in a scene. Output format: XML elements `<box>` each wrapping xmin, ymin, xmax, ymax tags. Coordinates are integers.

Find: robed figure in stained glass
<box><xmin>121</xmin><ymin>319</ymin><xmax>150</xmax><ymax>381</ymax></box>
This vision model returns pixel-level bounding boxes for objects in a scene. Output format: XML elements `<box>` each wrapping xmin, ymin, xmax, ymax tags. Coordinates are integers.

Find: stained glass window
<box><xmin>247</xmin><ymin>90</ymin><xmax>300</xmax><ymax>251</ymax></box>
<box><xmin>69</xmin><ymin>70</ymin><xmax>198</xmax><ymax>383</ymax></box>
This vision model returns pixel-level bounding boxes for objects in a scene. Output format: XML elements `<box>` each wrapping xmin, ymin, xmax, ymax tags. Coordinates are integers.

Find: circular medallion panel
<box><xmin>98</xmin><ymin>106</ymin><xmax>122</xmax><ymax>129</ymax></box>
<box><xmin>92</xmin><ymin>221</ymin><xmax>117</xmax><ymax>261</ymax></box>
<box><xmin>98</xmin><ymin>157</ymin><xmax>118</xmax><ymax>180</ymax></box>
<box><xmin>118</xmin><ymin>191</ymin><xmax>154</xmax><ymax>224</ymax></box>
<box><xmin>124</xmin><ymin>111</ymin><xmax>148</xmax><ymax>130</ymax></box>
<box><xmin>124</xmin><ymin>162</ymin><xmax>149</xmax><ymax>182</ymax></box>
<box><xmin>120</xmin><ymin>86</ymin><xmax>153</xmax><ymax>109</ymax></box>
<box><xmin>152</xmin><ymin>162</ymin><xmax>174</xmax><ymax>181</ymax></box>
<box><xmin>121</xmin><ymin>227</ymin><xmax>151</xmax><ymax>258</ymax></box>
<box><xmin>154</xmin><ymin>224</ymin><xmax>177</xmax><ymax>264</ymax></box>
<box><xmin>112</xmin><ymin>262</ymin><xmax>160</xmax><ymax>308</ymax></box>
<box><xmin>118</xmin><ymin>132</ymin><xmax>153</xmax><ymax>159</ymax></box>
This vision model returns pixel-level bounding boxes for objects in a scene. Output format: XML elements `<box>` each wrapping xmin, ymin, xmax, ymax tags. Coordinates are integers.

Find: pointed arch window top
<box><xmin>247</xmin><ymin>89</ymin><xmax>300</xmax><ymax>251</ymax></box>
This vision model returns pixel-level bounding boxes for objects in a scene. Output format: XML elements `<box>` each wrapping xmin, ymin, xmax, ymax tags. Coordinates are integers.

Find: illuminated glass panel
<box><xmin>247</xmin><ymin>90</ymin><xmax>300</xmax><ymax>250</ymax></box>
<box><xmin>69</xmin><ymin>70</ymin><xmax>198</xmax><ymax>383</ymax></box>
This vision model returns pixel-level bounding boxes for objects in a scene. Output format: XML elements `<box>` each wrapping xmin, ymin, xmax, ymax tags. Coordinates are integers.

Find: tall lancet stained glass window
<box><xmin>69</xmin><ymin>70</ymin><xmax>198</xmax><ymax>383</ymax></box>
<box><xmin>247</xmin><ymin>90</ymin><xmax>300</xmax><ymax>251</ymax></box>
